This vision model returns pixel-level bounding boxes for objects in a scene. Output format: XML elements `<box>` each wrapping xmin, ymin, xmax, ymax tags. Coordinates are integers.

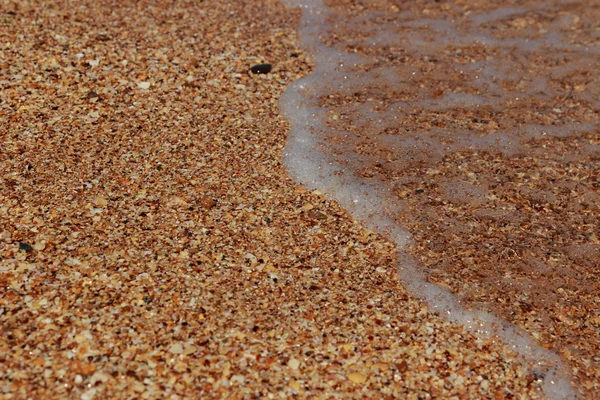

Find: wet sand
<box><xmin>318</xmin><ymin>0</ymin><xmax>600</xmax><ymax>397</ymax></box>
<box><xmin>0</xmin><ymin>0</ymin><xmax>594</xmax><ymax>398</ymax></box>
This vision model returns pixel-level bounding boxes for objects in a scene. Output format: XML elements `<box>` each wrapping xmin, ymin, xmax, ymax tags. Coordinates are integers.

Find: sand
<box><xmin>0</xmin><ymin>0</ymin><xmax>594</xmax><ymax>398</ymax></box>
<box><xmin>315</xmin><ymin>0</ymin><xmax>600</xmax><ymax>397</ymax></box>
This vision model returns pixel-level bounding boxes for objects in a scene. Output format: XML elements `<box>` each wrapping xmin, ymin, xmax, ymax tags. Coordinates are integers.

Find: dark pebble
<box><xmin>19</xmin><ymin>242</ymin><xmax>33</xmax><ymax>252</ymax></box>
<box><xmin>250</xmin><ymin>64</ymin><xmax>272</xmax><ymax>74</ymax></box>
<box><xmin>396</xmin><ymin>360</ymin><xmax>409</xmax><ymax>373</ymax></box>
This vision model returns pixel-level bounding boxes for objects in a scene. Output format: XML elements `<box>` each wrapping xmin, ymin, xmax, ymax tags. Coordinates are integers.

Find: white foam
<box><xmin>279</xmin><ymin>0</ymin><xmax>577</xmax><ymax>398</ymax></box>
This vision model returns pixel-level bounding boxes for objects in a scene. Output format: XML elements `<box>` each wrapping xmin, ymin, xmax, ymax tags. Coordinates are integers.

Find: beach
<box><xmin>305</xmin><ymin>0</ymin><xmax>599</xmax><ymax>397</ymax></box>
<box><xmin>0</xmin><ymin>0</ymin><xmax>597</xmax><ymax>398</ymax></box>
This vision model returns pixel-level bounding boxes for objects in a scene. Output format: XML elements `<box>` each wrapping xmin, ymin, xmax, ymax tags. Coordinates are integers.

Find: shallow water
<box><xmin>280</xmin><ymin>0</ymin><xmax>600</xmax><ymax>398</ymax></box>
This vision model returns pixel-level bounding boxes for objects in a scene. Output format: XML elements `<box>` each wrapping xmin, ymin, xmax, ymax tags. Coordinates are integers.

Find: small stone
<box><xmin>396</xmin><ymin>360</ymin><xmax>408</xmax><ymax>373</ymax></box>
<box><xmin>18</xmin><ymin>242</ymin><xmax>33</xmax><ymax>252</ymax></box>
<box><xmin>250</xmin><ymin>63</ymin><xmax>272</xmax><ymax>74</ymax></box>
<box><xmin>85</xmin><ymin>91</ymin><xmax>100</xmax><ymax>100</ymax></box>
<box><xmin>183</xmin><ymin>344</ymin><xmax>197</xmax><ymax>355</ymax></box>
<box><xmin>71</xmin><ymin>360</ymin><xmax>97</xmax><ymax>375</ymax></box>
<box><xmin>138</xmin><ymin>81</ymin><xmax>151</xmax><ymax>89</ymax></box>
<box><xmin>169</xmin><ymin>342</ymin><xmax>183</xmax><ymax>354</ymax></box>
<box><xmin>89</xmin><ymin>371</ymin><xmax>110</xmax><ymax>385</ymax></box>
<box><xmin>173</xmin><ymin>361</ymin><xmax>187</xmax><ymax>372</ymax></box>
<box><xmin>32</xmin><ymin>241</ymin><xmax>46</xmax><ymax>251</ymax></box>
<box><xmin>306</xmin><ymin>210</ymin><xmax>327</xmax><ymax>220</ymax></box>
<box><xmin>342</xmin><ymin>343</ymin><xmax>353</xmax><ymax>351</ymax></box>
<box><xmin>347</xmin><ymin>372</ymin><xmax>367</xmax><ymax>384</ymax></box>
<box><xmin>65</xmin><ymin>257</ymin><xmax>82</xmax><ymax>266</ymax></box>
<box><xmin>0</xmin><ymin>230</ymin><xmax>11</xmax><ymax>241</ymax></box>
<box><xmin>131</xmin><ymin>381</ymin><xmax>146</xmax><ymax>393</ymax></box>
<box><xmin>288</xmin><ymin>358</ymin><xmax>300</xmax><ymax>370</ymax></box>
<box><xmin>199</xmin><ymin>197</ymin><xmax>217</xmax><ymax>210</ymax></box>
<box><xmin>94</xmin><ymin>197</ymin><xmax>107</xmax><ymax>207</ymax></box>
<box><xmin>81</xmin><ymin>388</ymin><xmax>97</xmax><ymax>400</ymax></box>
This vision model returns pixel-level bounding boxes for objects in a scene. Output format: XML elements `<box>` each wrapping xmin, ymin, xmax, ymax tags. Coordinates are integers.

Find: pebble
<box><xmin>169</xmin><ymin>343</ymin><xmax>183</xmax><ymax>354</ymax></box>
<box><xmin>287</xmin><ymin>358</ymin><xmax>300</xmax><ymax>370</ymax></box>
<box><xmin>18</xmin><ymin>242</ymin><xmax>33</xmax><ymax>252</ymax></box>
<box><xmin>348</xmin><ymin>372</ymin><xmax>367</xmax><ymax>384</ymax></box>
<box><xmin>250</xmin><ymin>63</ymin><xmax>272</xmax><ymax>74</ymax></box>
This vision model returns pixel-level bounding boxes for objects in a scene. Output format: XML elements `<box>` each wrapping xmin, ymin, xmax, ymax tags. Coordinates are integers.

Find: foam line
<box><xmin>279</xmin><ymin>0</ymin><xmax>577</xmax><ymax>398</ymax></box>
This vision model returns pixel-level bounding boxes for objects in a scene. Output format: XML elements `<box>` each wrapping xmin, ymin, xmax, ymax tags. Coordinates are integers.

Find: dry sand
<box><xmin>0</xmin><ymin>0</ymin><xmax>593</xmax><ymax>398</ymax></box>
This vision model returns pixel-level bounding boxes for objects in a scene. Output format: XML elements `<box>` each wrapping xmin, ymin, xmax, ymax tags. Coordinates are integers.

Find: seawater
<box><xmin>278</xmin><ymin>0</ymin><xmax>600</xmax><ymax>398</ymax></box>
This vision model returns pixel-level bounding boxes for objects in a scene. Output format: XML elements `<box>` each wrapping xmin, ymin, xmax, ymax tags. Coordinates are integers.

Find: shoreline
<box><xmin>283</xmin><ymin>0</ymin><xmax>600</xmax><ymax>397</ymax></box>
